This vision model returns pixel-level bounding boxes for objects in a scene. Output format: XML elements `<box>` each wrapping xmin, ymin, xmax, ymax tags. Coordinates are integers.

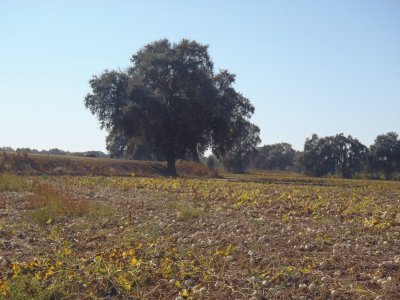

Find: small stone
<box><xmin>298</xmin><ymin>283</ymin><xmax>307</xmax><ymax>289</ymax></box>
<box><xmin>158</xmin><ymin>279</ymin><xmax>168</xmax><ymax>286</ymax></box>
<box><xmin>376</xmin><ymin>278</ymin><xmax>385</xmax><ymax>284</ymax></box>
<box><xmin>308</xmin><ymin>283</ymin><xmax>317</xmax><ymax>292</ymax></box>
<box><xmin>379</xmin><ymin>261</ymin><xmax>398</xmax><ymax>270</ymax></box>
<box><xmin>331</xmin><ymin>290</ymin><xmax>340</xmax><ymax>298</ymax></box>
<box><xmin>356</xmin><ymin>273</ymin><xmax>369</xmax><ymax>281</ymax></box>
<box><xmin>258</xmin><ymin>235</ymin><xmax>267</xmax><ymax>243</ymax></box>
<box><xmin>193</xmin><ymin>287</ymin><xmax>206</xmax><ymax>296</ymax></box>
<box><xmin>252</xmin><ymin>290</ymin><xmax>263</xmax><ymax>299</ymax></box>
<box><xmin>334</xmin><ymin>270</ymin><xmax>342</xmax><ymax>276</ymax></box>
<box><xmin>319</xmin><ymin>261</ymin><xmax>328</xmax><ymax>270</ymax></box>
<box><xmin>249</xmin><ymin>276</ymin><xmax>257</xmax><ymax>283</ymax></box>
<box><xmin>381</xmin><ymin>278</ymin><xmax>394</xmax><ymax>291</ymax></box>
<box><xmin>226</xmin><ymin>255</ymin><xmax>234</xmax><ymax>261</ymax></box>
<box><xmin>184</xmin><ymin>278</ymin><xmax>195</xmax><ymax>287</ymax></box>
<box><xmin>321</xmin><ymin>276</ymin><xmax>331</xmax><ymax>283</ymax></box>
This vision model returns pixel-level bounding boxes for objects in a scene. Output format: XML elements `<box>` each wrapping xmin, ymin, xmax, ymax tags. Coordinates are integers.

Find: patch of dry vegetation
<box><xmin>0</xmin><ymin>174</ymin><xmax>399</xmax><ymax>299</ymax></box>
<box><xmin>0</xmin><ymin>174</ymin><xmax>27</xmax><ymax>192</ymax></box>
<box><xmin>26</xmin><ymin>180</ymin><xmax>91</xmax><ymax>224</ymax></box>
<box><xmin>0</xmin><ymin>152</ymin><xmax>217</xmax><ymax>178</ymax></box>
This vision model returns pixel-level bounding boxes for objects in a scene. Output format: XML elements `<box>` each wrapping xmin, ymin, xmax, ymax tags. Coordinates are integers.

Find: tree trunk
<box><xmin>167</xmin><ymin>157</ymin><xmax>177</xmax><ymax>177</ymax></box>
<box><xmin>192</xmin><ymin>148</ymin><xmax>200</xmax><ymax>162</ymax></box>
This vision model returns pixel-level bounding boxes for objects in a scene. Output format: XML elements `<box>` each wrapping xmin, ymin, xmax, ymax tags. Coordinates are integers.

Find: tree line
<box><xmin>0</xmin><ymin>147</ymin><xmax>107</xmax><ymax>158</ymax></box>
<box><xmin>105</xmin><ymin>131</ymin><xmax>400</xmax><ymax>180</ymax></box>
<box><xmin>243</xmin><ymin>132</ymin><xmax>399</xmax><ymax>180</ymax></box>
<box><xmin>300</xmin><ymin>132</ymin><xmax>400</xmax><ymax>179</ymax></box>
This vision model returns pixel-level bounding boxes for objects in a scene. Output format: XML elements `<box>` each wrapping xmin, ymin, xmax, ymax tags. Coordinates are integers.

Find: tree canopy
<box><xmin>221</xmin><ymin>121</ymin><xmax>260</xmax><ymax>173</ymax></box>
<box><xmin>252</xmin><ymin>143</ymin><xmax>296</xmax><ymax>171</ymax></box>
<box><xmin>369</xmin><ymin>132</ymin><xmax>400</xmax><ymax>179</ymax></box>
<box><xmin>85</xmin><ymin>39</ymin><xmax>257</xmax><ymax>175</ymax></box>
<box><xmin>301</xmin><ymin>133</ymin><xmax>367</xmax><ymax>178</ymax></box>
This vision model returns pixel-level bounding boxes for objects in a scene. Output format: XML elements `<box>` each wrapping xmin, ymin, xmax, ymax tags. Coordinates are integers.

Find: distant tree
<box><xmin>1</xmin><ymin>147</ymin><xmax>15</xmax><ymax>152</ymax></box>
<box><xmin>84</xmin><ymin>151</ymin><xmax>108</xmax><ymax>158</ymax></box>
<box><xmin>301</xmin><ymin>134</ymin><xmax>329</xmax><ymax>177</ymax></box>
<box><xmin>369</xmin><ymin>132</ymin><xmax>400</xmax><ymax>179</ymax></box>
<box><xmin>16</xmin><ymin>148</ymin><xmax>35</xmax><ymax>153</ymax></box>
<box><xmin>252</xmin><ymin>143</ymin><xmax>295</xmax><ymax>170</ymax></box>
<box><xmin>292</xmin><ymin>150</ymin><xmax>304</xmax><ymax>172</ymax></box>
<box><xmin>331</xmin><ymin>134</ymin><xmax>368</xmax><ymax>178</ymax></box>
<box><xmin>301</xmin><ymin>133</ymin><xmax>367</xmax><ymax>178</ymax></box>
<box><xmin>47</xmin><ymin>148</ymin><xmax>66</xmax><ymax>155</ymax></box>
<box><xmin>85</xmin><ymin>39</ymin><xmax>256</xmax><ymax>176</ymax></box>
<box><xmin>221</xmin><ymin>121</ymin><xmax>260</xmax><ymax>173</ymax></box>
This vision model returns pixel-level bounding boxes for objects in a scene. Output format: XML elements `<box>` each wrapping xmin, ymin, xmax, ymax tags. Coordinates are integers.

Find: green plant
<box><xmin>177</xmin><ymin>205</ymin><xmax>204</xmax><ymax>221</ymax></box>
<box><xmin>167</xmin><ymin>201</ymin><xmax>205</xmax><ymax>221</ymax></box>
<box><xmin>0</xmin><ymin>174</ymin><xmax>28</xmax><ymax>192</ymax></box>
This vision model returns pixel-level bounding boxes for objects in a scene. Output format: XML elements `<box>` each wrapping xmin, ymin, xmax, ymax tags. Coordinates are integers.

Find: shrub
<box><xmin>0</xmin><ymin>174</ymin><xmax>27</xmax><ymax>192</ymax></box>
<box><xmin>176</xmin><ymin>204</ymin><xmax>204</xmax><ymax>221</ymax></box>
<box><xmin>27</xmin><ymin>181</ymin><xmax>89</xmax><ymax>224</ymax></box>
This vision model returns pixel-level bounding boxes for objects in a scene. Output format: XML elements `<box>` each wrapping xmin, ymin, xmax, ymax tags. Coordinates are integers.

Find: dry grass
<box><xmin>176</xmin><ymin>161</ymin><xmax>219</xmax><ymax>178</ymax></box>
<box><xmin>26</xmin><ymin>180</ymin><xmax>89</xmax><ymax>224</ymax></box>
<box><xmin>0</xmin><ymin>152</ymin><xmax>218</xmax><ymax>178</ymax></box>
<box><xmin>0</xmin><ymin>174</ymin><xmax>28</xmax><ymax>192</ymax></box>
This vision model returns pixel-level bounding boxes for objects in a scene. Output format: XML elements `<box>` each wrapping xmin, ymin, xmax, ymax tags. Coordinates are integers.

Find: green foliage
<box><xmin>0</xmin><ymin>174</ymin><xmax>28</xmax><ymax>192</ymax></box>
<box><xmin>369</xmin><ymin>132</ymin><xmax>400</xmax><ymax>179</ymax></box>
<box><xmin>106</xmin><ymin>128</ymin><xmax>161</xmax><ymax>161</ymax></box>
<box><xmin>252</xmin><ymin>143</ymin><xmax>296</xmax><ymax>170</ymax></box>
<box><xmin>167</xmin><ymin>201</ymin><xmax>205</xmax><ymax>221</ymax></box>
<box><xmin>85</xmin><ymin>39</ymin><xmax>257</xmax><ymax>176</ymax></box>
<box><xmin>301</xmin><ymin>133</ymin><xmax>368</xmax><ymax>178</ymax></box>
<box><xmin>299</xmin><ymin>132</ymin><xmax>400</xmax><ymax>179</ymax></box>
<box><xmin>221</xmin><ymin>121</ymin><xmax>260</xmax><ymax>173</ymax></box>
<box><xmin>176</xmin><ymin>205</ymin><xmax>204</xmax><ymax>221</ymax></box>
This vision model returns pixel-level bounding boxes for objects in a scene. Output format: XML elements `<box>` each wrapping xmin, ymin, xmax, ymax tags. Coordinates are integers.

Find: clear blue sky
<box><xmin>1</xmin><ymin>0</ymin><xmax>399</xmax><ymax>152</ymax></box>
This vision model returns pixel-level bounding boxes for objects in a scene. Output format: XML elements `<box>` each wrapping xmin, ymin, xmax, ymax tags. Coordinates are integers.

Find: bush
<box><xmin>0</xmin><ymin>174</ymin><xmax>27</xmax><ymax>192</ymax></box>
<box><xmin>27</xmin><ymin>181</ymin><xmax>89</xmax><ymax>224</ymax></box>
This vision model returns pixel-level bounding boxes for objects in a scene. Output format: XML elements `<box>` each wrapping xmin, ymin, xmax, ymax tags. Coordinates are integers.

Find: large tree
<box><xmin>85</xmin><ymin>39</ymin><xmax>256</xmax><ymax>175</ymax></box>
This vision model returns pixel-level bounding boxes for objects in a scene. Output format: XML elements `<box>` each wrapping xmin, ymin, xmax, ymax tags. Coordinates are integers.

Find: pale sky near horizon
<box><xmin>1</xmin><ymin>0</ymin><xmax>399</xmax><ymax>152</ymax></box>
